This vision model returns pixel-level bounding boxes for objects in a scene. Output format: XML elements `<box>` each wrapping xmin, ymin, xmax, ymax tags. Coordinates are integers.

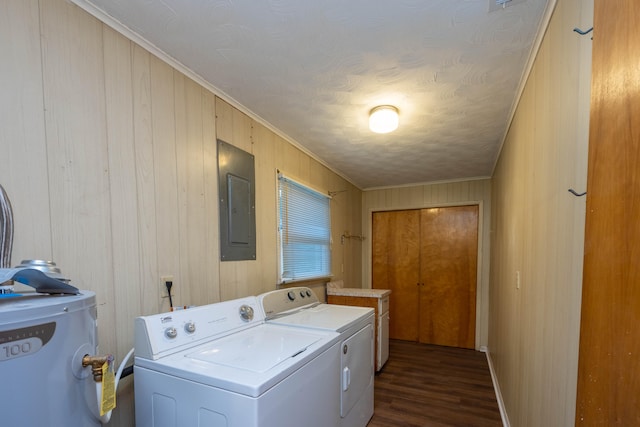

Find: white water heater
<box><xmin>0</xmin><ymin>290</ymin><xmax>101</xmax><ymax>426</ymax></box>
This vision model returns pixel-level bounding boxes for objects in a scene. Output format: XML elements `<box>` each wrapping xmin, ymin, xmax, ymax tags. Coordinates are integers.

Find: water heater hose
<box><xmin>93</xmin><ymin>347</ymin><xmax>135</xmax><ymax>424</ymax></box>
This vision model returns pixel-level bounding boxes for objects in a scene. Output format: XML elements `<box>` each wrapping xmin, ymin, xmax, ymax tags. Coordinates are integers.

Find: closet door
<box><xmin>372</xmin><ymin>210</ymin><xmax>420</xmax><ymax>341</ymax></box>
<box><xmin>372</xmin><ymin>205</ymin><xmax>478</xmax><ymax>347</ymax></box>
<box><xmin>419</xmin><ymin>205</ymin><xmax>478</xmax><ymax>349</ymax></box>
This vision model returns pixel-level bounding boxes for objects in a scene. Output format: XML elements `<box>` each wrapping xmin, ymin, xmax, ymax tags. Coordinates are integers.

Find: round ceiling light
<box><xmin>369</xmin><ymin>105</ymin><xmax>399</xmax><ymax>134</ymax></box>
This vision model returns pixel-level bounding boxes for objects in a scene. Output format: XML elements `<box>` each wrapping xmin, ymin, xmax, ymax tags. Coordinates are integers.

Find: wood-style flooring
<box><xmin>368</xmin><ymin>340</ymin><xmax>502</xmax><ymax>427</ymax></box>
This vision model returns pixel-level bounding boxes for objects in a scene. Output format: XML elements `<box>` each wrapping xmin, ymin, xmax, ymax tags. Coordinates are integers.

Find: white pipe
<box><xmin>96</xmin><ymin>348</ymin><xmax>135</xmax><ymax>424</ymax></box>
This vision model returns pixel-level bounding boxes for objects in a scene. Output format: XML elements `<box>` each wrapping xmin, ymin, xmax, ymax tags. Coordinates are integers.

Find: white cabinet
<box><xmin>378</xmin><ymin>307</ymin><xmax>389</xmax><ymax>369</ymax></box>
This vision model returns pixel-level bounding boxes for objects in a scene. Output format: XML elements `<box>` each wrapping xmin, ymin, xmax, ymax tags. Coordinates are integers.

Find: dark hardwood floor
<box><xmin>368</xmin><ymin>340</ymin><xmax>502</xmax><ymax>427</ymax></box>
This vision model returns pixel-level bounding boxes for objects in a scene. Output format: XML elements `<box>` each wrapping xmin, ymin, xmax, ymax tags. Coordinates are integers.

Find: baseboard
<box><xmin>481</xmin><ymin>346</ymin><xmax>510</xmax><ymax>427</ymax></box>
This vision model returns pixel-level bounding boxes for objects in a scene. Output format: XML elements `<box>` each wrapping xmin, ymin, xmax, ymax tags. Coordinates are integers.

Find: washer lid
<box><xmin>269</xmin><ymin>304</ymin><xmax>374</xmax><ymax>333</ymax></box>
<box><xmin>137</xmin><ymin>323</ymin><xmax>340</xmax><ymax>397</ymax></box>
<box><xmin>187</xmin><ymin>326</ymin><xmax>322</xmax><ymax>373</ymax></box>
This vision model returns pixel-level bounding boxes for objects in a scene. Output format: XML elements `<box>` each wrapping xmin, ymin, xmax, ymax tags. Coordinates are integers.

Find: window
<box><xmin>278</xmin><ymin>173</ymin><xmax>331</xmax><ymax>283</ymax></box>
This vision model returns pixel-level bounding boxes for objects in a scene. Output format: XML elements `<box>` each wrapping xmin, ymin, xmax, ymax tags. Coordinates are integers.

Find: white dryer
<box><xmin>258</xmin><ymin>287</ymin><xmax>375</xmax><ymax>427</ymax></box>
<box><xmin>134</xmin><ymin>296</ymin><xmax>342</xmax><ymax>427</ymax></box>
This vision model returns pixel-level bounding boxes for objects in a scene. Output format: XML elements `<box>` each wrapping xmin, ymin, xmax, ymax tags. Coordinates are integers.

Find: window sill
<box><xmin>278</xmin><ymin>276</ymin><xmax>332</xmax><ymax>288</ymax></box>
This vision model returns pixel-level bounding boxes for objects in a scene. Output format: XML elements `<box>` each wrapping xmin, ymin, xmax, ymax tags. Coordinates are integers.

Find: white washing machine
<box><xmin>134</xmin><ymin>295</ymin><xmax>342</xmax><ymax>427</ymax></box>
<box><xmin>258</xmin><ymin>287</ymin><xmax>375</xmax><ymax>427</ymax></box>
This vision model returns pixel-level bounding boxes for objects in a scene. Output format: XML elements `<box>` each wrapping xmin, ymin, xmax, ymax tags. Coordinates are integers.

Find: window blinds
<box><xmin>278</xmin><ymin>174</ymin><xmax>331</xmax><ymax>282</ymax></box>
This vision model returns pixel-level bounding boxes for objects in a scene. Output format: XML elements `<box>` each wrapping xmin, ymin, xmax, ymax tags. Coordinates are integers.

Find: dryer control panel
<box><xmin>258</xmin><ymin>287</ymin><xmax>319</xmax><ymax>319</ymax></box>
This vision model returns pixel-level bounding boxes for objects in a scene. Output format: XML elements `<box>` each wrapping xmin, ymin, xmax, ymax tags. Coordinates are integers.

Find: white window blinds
<box><xmin>278</xmin><ymin>173</ymin><xmax>331</xmax><ymax>283</ymax></box>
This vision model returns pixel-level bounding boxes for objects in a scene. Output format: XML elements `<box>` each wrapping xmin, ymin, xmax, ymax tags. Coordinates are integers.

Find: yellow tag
<box><xmin>100</xmin><ymin>359</ymin><xmax>116</xmax><ymax>416</ymax></box>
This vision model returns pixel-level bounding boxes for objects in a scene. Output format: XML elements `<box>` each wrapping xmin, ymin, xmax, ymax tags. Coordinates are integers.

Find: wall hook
<box><xmin>573</xmin><ymin>27</ymin><xmax>593</xmax><ymax>35</ymax></box>
<box><xmin>568</xmin><ymin>189</ymin><xmax>587</xmax><ymax>197</ymax></box>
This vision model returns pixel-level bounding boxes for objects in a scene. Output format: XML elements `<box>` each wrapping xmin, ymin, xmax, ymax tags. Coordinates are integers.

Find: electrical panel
<box><xmin>217</xmin><ymin>139</ymin><xmax>256</xmax><ymax>261</ymax></box>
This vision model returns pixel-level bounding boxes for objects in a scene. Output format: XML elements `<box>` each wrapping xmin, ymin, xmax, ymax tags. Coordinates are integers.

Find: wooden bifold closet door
<box><xmin>372</xmin><ymin>205</ymin><xmax>478</xmax><ymax>349</ymax></box>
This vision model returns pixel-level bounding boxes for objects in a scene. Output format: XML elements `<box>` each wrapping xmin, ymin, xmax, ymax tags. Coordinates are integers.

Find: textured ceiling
<box><xmin>72</xmin><ymin>0</ymin><xmax>549</xmax><ymax>189</ymax></box>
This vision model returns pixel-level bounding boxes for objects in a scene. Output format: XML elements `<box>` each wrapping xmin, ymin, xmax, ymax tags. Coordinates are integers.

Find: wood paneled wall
<box><xmin>362</xmin><ymin>179</ymin><xmax>491</xmax><ymax>349</ymax></box>
<box><xmin>0</xmin><ymin>1</ymin><xmax>362</xmax><ymax>425</ymax></box>
<box><xmin>489</xmin><ymin>0</ymin><xmax>593</xmax><ymax>425</ymax></box>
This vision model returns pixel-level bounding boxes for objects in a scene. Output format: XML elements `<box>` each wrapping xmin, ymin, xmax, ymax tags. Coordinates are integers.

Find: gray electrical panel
<box><xmin>217</xmin><ymin>139</ymin><xmax>256</xmax><ymax>261</ymax></box>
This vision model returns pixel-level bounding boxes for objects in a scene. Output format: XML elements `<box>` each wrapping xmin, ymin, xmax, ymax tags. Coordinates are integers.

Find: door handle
<box><xmin>342</xmin><ymin>367</ymin><xmax>351</xmax><ymax>391</ymax></box>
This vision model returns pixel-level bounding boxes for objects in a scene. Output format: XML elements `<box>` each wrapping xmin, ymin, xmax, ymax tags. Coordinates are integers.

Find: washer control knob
<box><xmin>300</xmin><ymin>291</ymin><xmax>305</xmax><ymax>298</ymax></box>
<box><xmin>239</xmin><ymin>305</ymin><xmax>254</xmax><ymax>321</ymax></box>
<box><xmin>165</xmin><ymin>327</ymin><xmax>178</xmax><ymax>339</ymax></box>
<box><xmin>287</xmin><ymin>291</ymin><xmax>296</xmax><ymax>301</ymax></box>
<box><xmin>306</xmin><ymin>290</ymin><xmax>312</xmax><ymax>297</ymax></box>
<box><xmin>184</xmin><ymin>322</ymin><xmax>196</xmax><ymax>334</ymax></box>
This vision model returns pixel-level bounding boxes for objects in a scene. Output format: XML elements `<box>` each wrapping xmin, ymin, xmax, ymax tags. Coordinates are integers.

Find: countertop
<box><xmin>326</xmin><ymin>287</ymin><xmax>391</xmax><ymax>298</ymax></box>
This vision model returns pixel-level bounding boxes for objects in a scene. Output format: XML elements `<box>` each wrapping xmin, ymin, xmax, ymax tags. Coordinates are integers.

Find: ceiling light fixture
<box><xmin>369</xmin><ymin>105</ymin><xmax>399</xmax><ymax>134</ymax></box>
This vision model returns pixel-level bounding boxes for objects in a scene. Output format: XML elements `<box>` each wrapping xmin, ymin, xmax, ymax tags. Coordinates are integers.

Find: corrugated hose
<box><xmin>0</xmin><ymin>184</ymin><xmax>14</xmax><ymax>269</ymax></box>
